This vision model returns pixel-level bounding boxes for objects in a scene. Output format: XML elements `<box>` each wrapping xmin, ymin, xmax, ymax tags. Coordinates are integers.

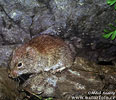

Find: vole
<box><xmin>8</xmin><ymin>35</ymin><xmax>74</xmax><ymax>78</ymax></box>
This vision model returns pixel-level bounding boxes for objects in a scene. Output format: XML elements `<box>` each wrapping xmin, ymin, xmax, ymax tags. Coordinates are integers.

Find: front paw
<box><xmin>51</xmin><ymin>67</ymin><xmax>66</xmax><ymax>74</ymax></box>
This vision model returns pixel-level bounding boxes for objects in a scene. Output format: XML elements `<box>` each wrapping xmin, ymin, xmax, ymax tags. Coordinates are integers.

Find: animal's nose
<box><xmin>8</xmin><ymin>70</ymin><xmax>17</xmax><ymax>78</ymax></box>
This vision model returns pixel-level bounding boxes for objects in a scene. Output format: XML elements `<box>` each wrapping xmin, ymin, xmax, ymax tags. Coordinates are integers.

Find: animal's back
<box><xmin>28</xmin><ymin>35</ymin><xmax>73</xmax><ymax>72</ymax></box>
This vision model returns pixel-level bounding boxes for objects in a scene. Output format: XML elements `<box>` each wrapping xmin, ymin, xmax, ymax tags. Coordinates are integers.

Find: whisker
<box><xmin>18</xmin><ymin>78</ymin><xmax>20</xmax><ymax>83</ymax></box>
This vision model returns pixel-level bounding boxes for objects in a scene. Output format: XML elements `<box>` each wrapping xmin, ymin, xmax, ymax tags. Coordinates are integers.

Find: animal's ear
<box><xmin>12</xmin><ymin>45</ymin><xmax>22</xmax><ymax>57</ymax></box>
<box><xmin>26</xmin><ymin>47</ymin><xmax>36</xmax><ymax>57</ymax></box>
<box><xmin>11</xmin><ymin>47</ymin><xmax>19</xmax><ymax>62</ymax></box>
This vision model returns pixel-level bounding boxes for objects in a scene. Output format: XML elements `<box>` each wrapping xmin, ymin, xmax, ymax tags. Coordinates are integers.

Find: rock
<box><xmin>21</xmin><ymin>56</ymin><xmax>116</xmax><ymax>100</ymax></box>
<box><xmin>0</xmin><ymin>36</ymin><xmax>3</xmax><ymax>45</ymax></box>
<box><xmin>22</xmin><ymin>64</ymin><xmax>103</xmax><ymax>100</ymax></box>
<box><xmin>1</xmin><ymin>26</ymin><xmax>31</xmax><ymax>44</ymax></box>
<box><xmin>73</xmin><ymin>56</ymin><xmax>116</xmax><ymax>92</ymax></box>
<box><xmin>74</xmin><ymin>57</ymin><xmax>116</xmax><ymax>74</ymax></box>
<box><xmin>0</xmin><ymin>45</ymin><xmax>16</xmax><ymax>67</ymax></box>
<box><xmin>30</xmin><ymin>9</ymin><xmax>55</xmax><ymax>36</ymax></box>
<box><xmin>0</xmin><ymin>12</ymin><xmax>31</xmax><ymax>44</ymax></box>
<box><xmin>9</xmin><ymin>10</ymin><xmax>32</xmax><ymax>30</ymax></box>
<box><xmin>40</xmin><ymin>26</ymin><xmax>59</xmax><ymax>36</ymax></box>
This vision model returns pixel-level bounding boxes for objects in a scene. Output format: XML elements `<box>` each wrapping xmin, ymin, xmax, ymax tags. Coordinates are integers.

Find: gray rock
<box><xmin>1</xmin><ymin>26</ymin><xmax>31</xmax><ymax>44</ymax></box>
<box><xmin>0</xmin><ymin>8</ymin><xmax>31</xmax><ymax>44</ymax></box>
<box><xmin>0</xmin><ymin>45</ymin><xmax>16</xmax><ymax>67</ymax></box>
<box><xmin>30</xmin><ymin>9</ymin><xmax>55</xmax><ymax>36</ymax></box>
<box><xmin>9</xmin><ymin>10</ymin><xmax>32</xmax><ymax>32</ymax></box>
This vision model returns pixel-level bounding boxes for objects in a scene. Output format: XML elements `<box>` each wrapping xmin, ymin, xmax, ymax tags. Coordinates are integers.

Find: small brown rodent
<box><xmin>8</xmin><ymin>35</ymin><xmax>73</xmax><ymax>78</ymax></box>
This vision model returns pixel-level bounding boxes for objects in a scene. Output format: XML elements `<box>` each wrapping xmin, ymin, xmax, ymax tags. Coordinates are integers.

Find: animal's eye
<box><xmin>17</xmin><ymin>62</ymin><xmax>23</xmax><ymax>68</ymax></box>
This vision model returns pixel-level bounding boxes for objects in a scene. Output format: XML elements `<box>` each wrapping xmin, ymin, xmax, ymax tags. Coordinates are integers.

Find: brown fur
<box><xmin>9</xmin><ymin>35</ymin><xmax>74</xmax><ymax>78</ymax></box>
<box><xmin>28</xmin><ymin>35</ymin><xmax>66</xmax><ymax>54</ymax></box>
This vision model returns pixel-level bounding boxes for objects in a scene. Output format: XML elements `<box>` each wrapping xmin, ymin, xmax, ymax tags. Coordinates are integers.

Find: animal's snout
<box><xmin>8</xmin><ymin>69</ymin><xmax>18</xmax><ymax>78</ymax></box>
